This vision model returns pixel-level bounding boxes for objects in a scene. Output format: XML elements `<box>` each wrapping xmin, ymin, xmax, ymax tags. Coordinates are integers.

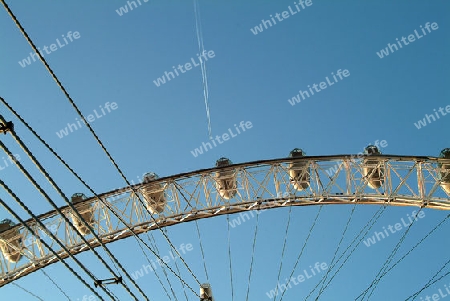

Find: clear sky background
<box><xmin>0</xmin><ymin>0</ymin><xmax>449</xmax><ymax>300</ymax></box>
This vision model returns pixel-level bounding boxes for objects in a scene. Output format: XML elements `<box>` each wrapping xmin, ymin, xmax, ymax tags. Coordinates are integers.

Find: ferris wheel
<box><xmin>1</xmin><ymin>109</ymin><xmax>449</xmax><ymax>300</ymax></box>
<box><xmin>1</xmin><ymin>1</ymin><xmax>449</xmax><ymax>299</ymax></box>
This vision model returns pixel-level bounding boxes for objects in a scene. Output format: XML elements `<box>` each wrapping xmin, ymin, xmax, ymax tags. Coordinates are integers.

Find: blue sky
<box><xmin>0</xmin><ymin>0</ymin><xmax>449</xmax><ymax>300</ymax></box>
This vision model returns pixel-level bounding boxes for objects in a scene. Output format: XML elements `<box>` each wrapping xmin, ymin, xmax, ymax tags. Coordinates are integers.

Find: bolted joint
<box><xmin>0</xmin><ymin>121</ymin><xmax>13</xmax><ymax>134</ymax></box>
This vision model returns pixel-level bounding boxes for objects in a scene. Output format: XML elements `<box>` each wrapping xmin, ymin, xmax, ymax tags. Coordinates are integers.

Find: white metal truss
<box><xmin>0</xmin><ymin>155</ymin><xmax>449</xmax><ymax>286</ymax></box>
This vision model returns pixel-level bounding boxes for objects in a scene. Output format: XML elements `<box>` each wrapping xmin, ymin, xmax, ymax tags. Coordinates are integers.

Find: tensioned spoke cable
<box><xmin>227</xmin><ymin>214</ymin><xmax>234</xmax><ymax>301</ymax></box>
<box><xmin>245</xmin><ymin>209</ymin><xmax>260</xmax><ymax>301</ymax></box>
<box><xmin>0</xmin><ymin>194</ymin><xmax>105</xmax><ymax>300</ymax></box>
<box><xmin>40</xmin><ymin>269</ymin><xmax>71</xmax><ymax>300</ymax></box>
<box><xmin>195</xmin><ymin>219</ymin><xmax>209</xmax><ymax>282</ymax></box>
<box><xmin>90</xmin><ymin>194</ymin><xmax>199</xmax><ymax>297</ymax></box>
<box><xmin>170</xmin><ymin>185</ymin><xmax>207</xmax><ymax>283</ymax></box>
<box><xmin>0</xmin><ymin>97</ymin><xmax>200</xmax><ymax>298</ymax></box>
<box><xmin>357</xmin><ymin>208</ymin><xmax>423</xmax><ymax>300</ymax></box>
<box><xmin>0</xmin><ymin>132</ymin><xmax>143</xmax><ymax>301</ymax></box>
<box><xmin>146</xmin><ymin>231</ymin><xmax>177</xmax><ymax>301</ymax></box>
<box><xmin>172</xmin><ymin>254</ymin><xmax>189</xmax><ymax>301</ymax></box>
<box><xmin>0</xmin><ymin>1</ymin><xmax>200</xmax><ymax>289</ymax></box>
<box><xmin>405</xmin><ymin>266</ymin><xmax>450</xmax><ymax>300</ymax></box>
<box><xmin>162</xmin><ymin>228</ymin><xmax>189</xmax><ymax>301</ymax></box>
<box><xmin>364</xmin><ymin>209</ymin><xmax>424</xmax><ymax>300</ymax></box>
<box><xmin>312</xmin><ymin>205</ymin><xmax>362</xmax><ymax>299</ymax></box>
<box><xmin>378</xmin><ymin>212</ymin><xmax>450</xmax><ymax>281</ymax></box>
<box><xmin>305</xmin><ymin>204</ymin><xmax>357</xmax><ymax>301</ymax></box>
<box><xmin>278</xmin><ymin>205</ymin><xmax>323</xmax><ymax>301</ymax></box>
<box><xmin>315</xmin><ymin>205</ymin><xmax>388</xmax><ymax>300</ymax></box>
<box><xmin>11</xmin><ymin>282</ymin><xmax>45</xmax><ymax>301</ymax></box>
<box><xmin>143</xmin><ymin>233</ymin><xmax>175</xmax><ymax>300</ymax></box>
<box><xmin>273</xmin><ymin>205</ymin><xmax>293</xmax><ymax>301</ymax></box>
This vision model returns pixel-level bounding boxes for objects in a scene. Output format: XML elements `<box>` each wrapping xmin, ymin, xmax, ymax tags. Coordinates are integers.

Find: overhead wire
<box><xmin>193</xmin><ymin>0</ymin><xmax>212</xmax><ymax>139</ymax></box>
<box><xmin>2</xmin><ymin>225</ymin><xmax>72</xmax><ymax>300</ymax></box>
<box><xmin>0</xmin><ymin>120</ymin><xmax>145</xmax><ymax>301</ymax></box>
<box><xmin>0</xmin><ymin>192</ymin><xmax>105</xmax><ymax>300</ymax></box>
<box><xmin>0</xmin><ymin>168</ymin><xmax>116</xmax><ymax>300</ymax></box>
<box><xmin>0</xmin><ymin>1</ymin><xmax>201</xmax><ymax>293</ymax></box>
<box><xmin>0</xmin><ymin>97</ymin><xmax>200</xmax><ymax>298</ymax></box>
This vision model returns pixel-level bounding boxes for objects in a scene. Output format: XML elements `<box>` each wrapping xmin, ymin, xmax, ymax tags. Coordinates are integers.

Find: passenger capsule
<box><xmin>214</xmin><ymin>158</ymin><xmax>237</xmax><ymax>199</ymax></box>
<box><xmin>289</xmin><ymin>148</ymin><xmax>310</xmax><ymax>191</ymax></box>
<box><xmin>439</xmin><ymin>148</ymin><xmax>450</xmax><ymax>194</ymax></box>
<box><xmin>200</xmin><ymin>283</ymin><xmax>214</xmax><ymax>301</ymax></box>
<box><xmin>0</xmin><ymin>219</ymin><xmax>22</xmax><ymax>263</ymax></box>
<box><xmin>141</xmin><ymin>172</ymin><xmax>166</xmax><ymax>215</ymax></box>
<box><xmin>362</xmin><ymin>145</ymin><xmax>384</xmax><ymax>189</ymax></box>
<box><xmin>70</xmin><ymin>193</ymin><xmax>94</xmax><ymax>235</ymax></box>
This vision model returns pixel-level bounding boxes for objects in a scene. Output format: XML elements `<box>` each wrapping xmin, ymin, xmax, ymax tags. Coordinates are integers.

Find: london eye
<box><xmin>1</xmin><ymin>1</ymin><xmax>449</xmax><ymax>300</ymax></box>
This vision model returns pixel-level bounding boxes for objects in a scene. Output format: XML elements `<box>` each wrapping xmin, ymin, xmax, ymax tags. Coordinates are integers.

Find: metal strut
<box><xmin>0</xmin><ymin>121</ymin><xmax>13</xmax><ymax>134</ymax></box>
<box><xmin>94</xmin><ymin>277</ymin><xmax>123</xmax><ymax>288</ymax></box>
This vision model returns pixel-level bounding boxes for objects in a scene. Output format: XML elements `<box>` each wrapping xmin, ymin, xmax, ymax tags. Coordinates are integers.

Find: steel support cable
<box><xmin>278</xmin><ymin>205</ymin><xmax>323</xmax><ymax>301</ymax></box>
<box><xmin>405</xmin><ymin>266</ymin><xmax>450</xmax><ymax>301</ymax></box>
<box><xmin>161</xmin><ymin>228</ymin><xmax>188</xmax><ymax>301</ymax></box>
<box><xmin>143</xmin><ymin>234</ymin><xmax>175</xmax><ymax>301</ymax></box>
<box><xmin>377</xmin><ymin>212</ymin><xmax>450</xmax><ymax>284</ymax></box>
<box><xmin>0</xmin><ymin>125</ymin><xmax>145</xmax><ymax>301</ymax></box>
<box><xmin>304</xmin><ymin>204</ymin><xmax>357</xmax><ymax>301</ymax></box>
<box><xmin>226</xmin><ymin>215</ymin><xmax>234</xmax><ymax>301</ymax></box>
<box><xmin>0</xmin><ymin>1</ymin><xmax>200</xmax><ymax>288</ymax></box>
<box><xmin>172</xmin><ymin>256</ymin><xmax>189</xmax><ymax>301</ymax></box>
<box><xmin>0</xmin><ymin>98</ymin><xmax>200</xmax><ymax>298</ymax></box>
<box><xmin>315</xmin><ymin>205</ymin><xmax>388</xmax><ymax>300</ymax></box>
<box><xmin>145</xmin><ymin>231</ymin><xmax>177</xmax><ymax>301</ymax></box>
<box><xmin>272</xmin><ymin>205</ymin><xmax>293</xmax><ymax>300</ymax></box>
<box><xmin>170</xmin><ymin>183</ymin><xmax>205</xmax><ymax>284</ymax></box>
<box><xmin>0</xmin><ymin>193</ymin><xmax>105</xmax><ymax>300</ymax></box>
<box><xmin>7</xmin><ymin>250</ymin><xmax>71</xmax><ymax>300</ymax></box>
<box><xmin>170</xmin><ymin>243</ymin><xmax>189</xmax><ymax>301</ymax></box>
<box><xmin>379</xmin><ymin>210</ymin><xmax>450</xmax><ymax>301</ymax></box>
<box><xmin>195</xmin><ymin>220</ymin><xmax>209</xmax><ymax>283</ymax></box>
<box><xmin>245</xmin><ymin>209</ymin><xmax>260</xmax><ymax>301</ymax></box>
<box><xmin>11</xmin><ymin>282</ymin><xmax>45</xmax><ymax>301</ymax></box>
<box><xmin>357</xmin><ymin>208</ymin><xmax>424</xmax><ymax>300</ymax></box>
<box><xmin>40</xmin><ymin>269</ymin><xmax>71</xmax><ymax>300</ymax></box>
<box><xmin>162</xmin><ymin>228</ymin><xmax>188</xmax><ymax>301</ymax></box>
<box><xmin>363</xmin><ymin>209</ymin><xmax>424</xmax><ymax>301</ymax></box>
